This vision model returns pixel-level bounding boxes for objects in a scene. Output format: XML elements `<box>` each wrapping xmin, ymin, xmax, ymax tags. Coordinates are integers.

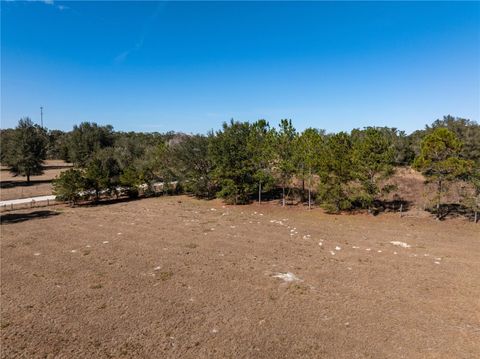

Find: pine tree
<box><xmin>295</xmin><ymin>128</ymin><xmax>324</xmax><ymax>209</ymax></box>
<box><xmin>317</xmin><ymin>132</ymin><xmax>355</xmax><ymax>213</ymax></box>
<box><xmin>274</xmin><ymin>119</ymin><xmax>297</xmax><ymax>206</ymax></box>
<box><xmin>461</xmin><ymin>165</ymin><xmax>480</xmax><ymax>223</ymax></box>
<box><xmin>247</xmin><ymin>119</ymin><xmax>275</xmax><ymax>204</ymax></box>
<box><xmin>351</xmin><ymin>127</ymin><xmax>395</xmax><ymax>211</ymax></box>
<box><xmin>53</xmin><ymin>169</ymin><xmax>86</xmax><ymax>206</ymax></box>
<box><xmin>413</xmin><ymin>128</ymin><xmax>473</xmax><ymax>219</ymax></box>
<box><xmin>84</xmin><ymin>148</ymin><xmax>121</xmax><ymax>201</ymax></box>
<box><xmin>209</xmin><ymin>120</ymin><xmax>257</xmax><ymax>204</ymax></box>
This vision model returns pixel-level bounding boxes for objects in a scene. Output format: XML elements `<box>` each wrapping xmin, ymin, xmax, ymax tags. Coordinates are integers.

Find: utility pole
<box><xmin>40</xmin><ymin>106</ymin><xmax>43</xmax><ymax>128</ymax></box>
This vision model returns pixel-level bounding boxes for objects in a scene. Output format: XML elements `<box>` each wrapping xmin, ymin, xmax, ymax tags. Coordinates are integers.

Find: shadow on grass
<box><xmin>0</xmin><ymin>210</ymin><xmax>60</xmax><ymax>224</ymax></box>
<box><xmin>427</xmin><ymin>203</ymin><xmax>476</xmax><ymax>221</ymax></box>
<box><xmin>83</xmin><ymin>196</ymin><xmax>142</xmax><ymax>207</ymax></box>
<box><xmin>0</xmin><ymin>179</ymin><xmax>53</xmax><ymax>189</ymax></box>
<box><xmin>374</xmin><ymin>199</ymin><xmax>412</xmax><ymax>215</ymax></box>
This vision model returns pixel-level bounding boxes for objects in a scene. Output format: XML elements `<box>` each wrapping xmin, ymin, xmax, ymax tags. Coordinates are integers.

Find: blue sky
<box><xmin>1</xmin><ymin>1</ymin><xmax>479</xmax><ymax>134</ymax></box>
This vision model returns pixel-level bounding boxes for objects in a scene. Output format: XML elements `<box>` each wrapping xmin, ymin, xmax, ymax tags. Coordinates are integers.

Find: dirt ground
<box><xmin>1</xmin><ymin>196</ymin><xmax>479</xmax><ymax>358</ymax></box>
<box><xmin>0</xmin><ymin>160</ymin><xmax>72</xmax><ymax>201</ymax></box>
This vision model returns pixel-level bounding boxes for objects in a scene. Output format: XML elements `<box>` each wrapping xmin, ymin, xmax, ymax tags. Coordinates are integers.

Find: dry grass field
<box><xmin>1</xmin><ymin>196</ymin><xmax>479</xmax><ymax>358</ymax></box>
<box><xmin>0</xmin><ymin>160</ymin><xmax>72</xmax><ymax>201</ymax></box>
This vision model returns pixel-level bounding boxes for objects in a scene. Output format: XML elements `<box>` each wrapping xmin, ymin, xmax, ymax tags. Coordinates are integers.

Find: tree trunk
<box><xmin>26</xmin><ymin>173</ymin><xmax>30</xmax><ymax>183</ymax></box>
<box><xmin>436</xmin><ymin>180</ymin><xmax>442</xmax><ymax>220</ymax></box>
<box><xmin>258</xmin><ymin>181</ymin><xmax>262</xmax><ymax>204</ymax></box>
<box><xmin>282</xmin><ymin>185</ymin><xmax>285</xmax><ymax>207</ymax></box>
<box><xmin>475</xmin><ymin>210</ymin><xmax>478</xmax><ymax>224</ymax></box>
<box><xmin>308</xmin><ymin>167</ymin><xmax>312</xmax><ymax>210</ymax></box>
<box><xmin>302</xmin><ymin>177</ymin><xmax>305</xmax><ymax>203</ymax></box>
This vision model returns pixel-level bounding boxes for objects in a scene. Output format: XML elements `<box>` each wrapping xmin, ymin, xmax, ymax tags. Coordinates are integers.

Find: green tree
<box><xmin>295</xmin><ymin>128</ymin><xmax>324</xmax><ymax>209</ymax></box>
<box><xmin>274</xmin><ymin>119</ymin><xmax>297</xmax><ymax>206</ymax></box>
<box><xmin>209</xmin><ymin>120</ymin><xmax>257</xmax><ymax>204</ymax></box>
<box><xmin>84</xmin><ymin>148</ymin><xmax>121</xmax><ymax>201</ymax></box>
<box><xmin>67</xmin><ymin>122</ymin><xmax>114</xmax><ymax>166</ymax></box>
<box><xmin>461</xmin><ymin>165</ymin><xmax>480</xmax><ymax>223</ymax></box>
<box><xmin>112</xmin><ymin>135</ymin><xmax>147</xmax><ymax>171</ymax></box>
<box><xmin>413</xmin><ymin>128</ymin><xmax>473</xmax><ymax>219</ymax></box>
<box><xmin>429</xmin><ymin>116</ymin><xmax>480</xmax><ymax>163</ymax></box>
<box><xmin>46</xmin><ymin>130</ymin><xmax>69</xmax><ymax>160</ymax></box>
<box><xmin>368</xmin><ymin>127</ymin><xmax>414</xmax><ymax>165</ymax></box>
<box><xmin>4</xmin><ymin>118</ymin><xmax>47</xmax><ymax>183</ymax></box>
<box><xmin>247</xmin><ymin>119</ymin><xmax>275</xmax><ymax>203</ymax></box>
<box><xmin>53</xmin><ymin>169</ymin><xmax>86</xmax><ymax>206</ymax></box>
<box><xmin>351</xmin><ymin>127</ymin><xmax>395</xmax><ymax>211</ymax></box>
<box><xmin>410</xmin><ymin>116</ymin><xmax>480</xmax><ymax>164</ymax></box>
<box><xmin>119</xmin><ymin>166</ymin><xmax>144</xmax><ymax>198</ymax></box>
<box><xmin>148</xmin><ymin>141</ymin><xmax>178</xmax><ymax>193</ymax></box>
<box><xmin>317</xmin><ymin>132</ymin><xmax>355</xmax><ymax>213</ymax></box>
<box><xmin>0</xmin><ymin>128</ymin><xmax>16</xmax><ymax>164</ymax></box>
<box><xmin>168</xmin><ymin>134</ymin><xmax>217</xmax><ymax>198</ymax></box>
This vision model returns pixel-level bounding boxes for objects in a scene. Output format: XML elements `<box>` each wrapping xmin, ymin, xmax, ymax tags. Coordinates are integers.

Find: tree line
<box><xmin>1</xmin><ymin>115</ymin><xmax>479</xmax><ymax>221</ymax></box>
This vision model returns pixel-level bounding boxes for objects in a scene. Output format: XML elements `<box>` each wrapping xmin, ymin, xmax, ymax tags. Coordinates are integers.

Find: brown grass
<box><xmin>1</xmin><ymin>196</ymin><xmax>479</xmax><ymax>358</ymax></box>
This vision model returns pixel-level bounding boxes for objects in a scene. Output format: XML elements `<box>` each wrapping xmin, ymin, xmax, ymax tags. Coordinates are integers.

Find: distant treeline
<box><xmin>1</xmin><ymin>115</ymin><xmax>479</xmax><ymax>221</ymax></box>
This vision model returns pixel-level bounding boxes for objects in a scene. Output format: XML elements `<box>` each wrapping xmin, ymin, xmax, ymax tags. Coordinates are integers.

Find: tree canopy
<box><xmin>2</xmin><ymin>115</ymin><xmax>479</xmax><ymax>221</ymax></box>
<box><xmin>413</xmin><ymin>128</ymin><xmax>473</xmax><ymax>219</ymax></box>
<box><xmin>2</xmin><ymin>118</ymin><xmax>47</xmax><ymax>183</ymax></box>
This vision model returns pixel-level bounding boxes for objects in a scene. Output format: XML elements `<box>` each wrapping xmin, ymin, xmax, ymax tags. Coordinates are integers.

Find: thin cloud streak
<box><xmin>114</xmin><ymin>2</ymin><xmax>166</xmax><ymax>64</ymax></box>
<box><xmin>27</xmin><ymin>0</ymin><xmax>69</xmax><ymax>11</ymax></box>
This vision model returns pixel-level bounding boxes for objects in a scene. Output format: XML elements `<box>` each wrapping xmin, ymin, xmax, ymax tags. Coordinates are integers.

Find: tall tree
<box><xmin>247</xmin><ymin>119</ymin><xmax>275</xmax><ymax>204</ymax></box>
<box><xmin>274</xmin><ymin>119</ymin><xmax>297</xmax><ymax>206</ymax></box>
<box><xmin>351</xmin><ymin>127</ymin><xmax>395</xmax><ymax>211</ymax></box>
<box><xmin>295</xmin><ymin>128</ymin><xmax>324</xmax><ymax>209</ymax></box>
<box><xmin>461</xmin><ymin>165</ymin><xmax>480</xmax><ymax>223</ymax></box>
<box><xmin>209</xmin><ymin>120</ymin><xmax>257</xmax><ymax>204</ymax></box>
<box><xmin>317</xmin><ymin>132</ymin><xmax>355</xmax><ymax>213</ymax></box>
<box><xmin>413</xmin><ymin>128</ymin><xmax>473</xmax><ymax>219</ymax></box>
<box><xmin>4</xmin><ymin>118</ymin><xmax>47</xmax><ymax>183</ymax></box>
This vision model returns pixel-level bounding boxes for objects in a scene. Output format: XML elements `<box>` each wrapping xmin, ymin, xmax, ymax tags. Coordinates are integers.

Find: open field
<box><xmin>0</xmin><ymin>160</ymin><xmax>72</xmax><ymax>201</ymax></box>
<box><xmin>1</xmin><ymin>196</ymin><xmax>479</xmax><ymax>358</ymax></box>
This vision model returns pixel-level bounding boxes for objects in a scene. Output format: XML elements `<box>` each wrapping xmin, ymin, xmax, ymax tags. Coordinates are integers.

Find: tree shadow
<box><xmin>376</xmin><ymin>199</ymin><xmax>412</xmax><ymax>215</ymax></box>
<box><xmin>0</xmin><ymin>179</ymin><xmax>53</xmax><ymax>189</ymax></box>
<box><xmin>426</xmin><ymin>203</ymin><xmax>475</xmax><ymax>221</ymax></box>
<box><xmin>83</xmin><ymin>196</ymin><xmax>143</xmax><ymax>207</ymax></box>
<box><xmin>0</xmin><ymin>210</ymin><xmax>60</xmax><ymax>224</ymax></box>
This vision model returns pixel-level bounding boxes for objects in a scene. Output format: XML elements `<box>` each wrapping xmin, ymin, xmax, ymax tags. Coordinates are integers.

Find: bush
<box><xmin>53</xmin><ymin>169</ymin><xmax>86</xmax><ymax>206</ymax></box>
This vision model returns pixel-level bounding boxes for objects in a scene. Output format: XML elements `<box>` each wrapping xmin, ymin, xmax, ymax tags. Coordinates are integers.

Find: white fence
<box><xmin>0</xmin><ymin>196</ymin><xmax>58</xmax><ymax>212</ymax></box>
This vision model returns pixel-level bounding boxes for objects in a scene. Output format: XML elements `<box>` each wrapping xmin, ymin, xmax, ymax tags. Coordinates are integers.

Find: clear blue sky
<box><xmin>1</xmin><ymin>1</ymin><xmax>479</xmax><ymax>134</ymax></box>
